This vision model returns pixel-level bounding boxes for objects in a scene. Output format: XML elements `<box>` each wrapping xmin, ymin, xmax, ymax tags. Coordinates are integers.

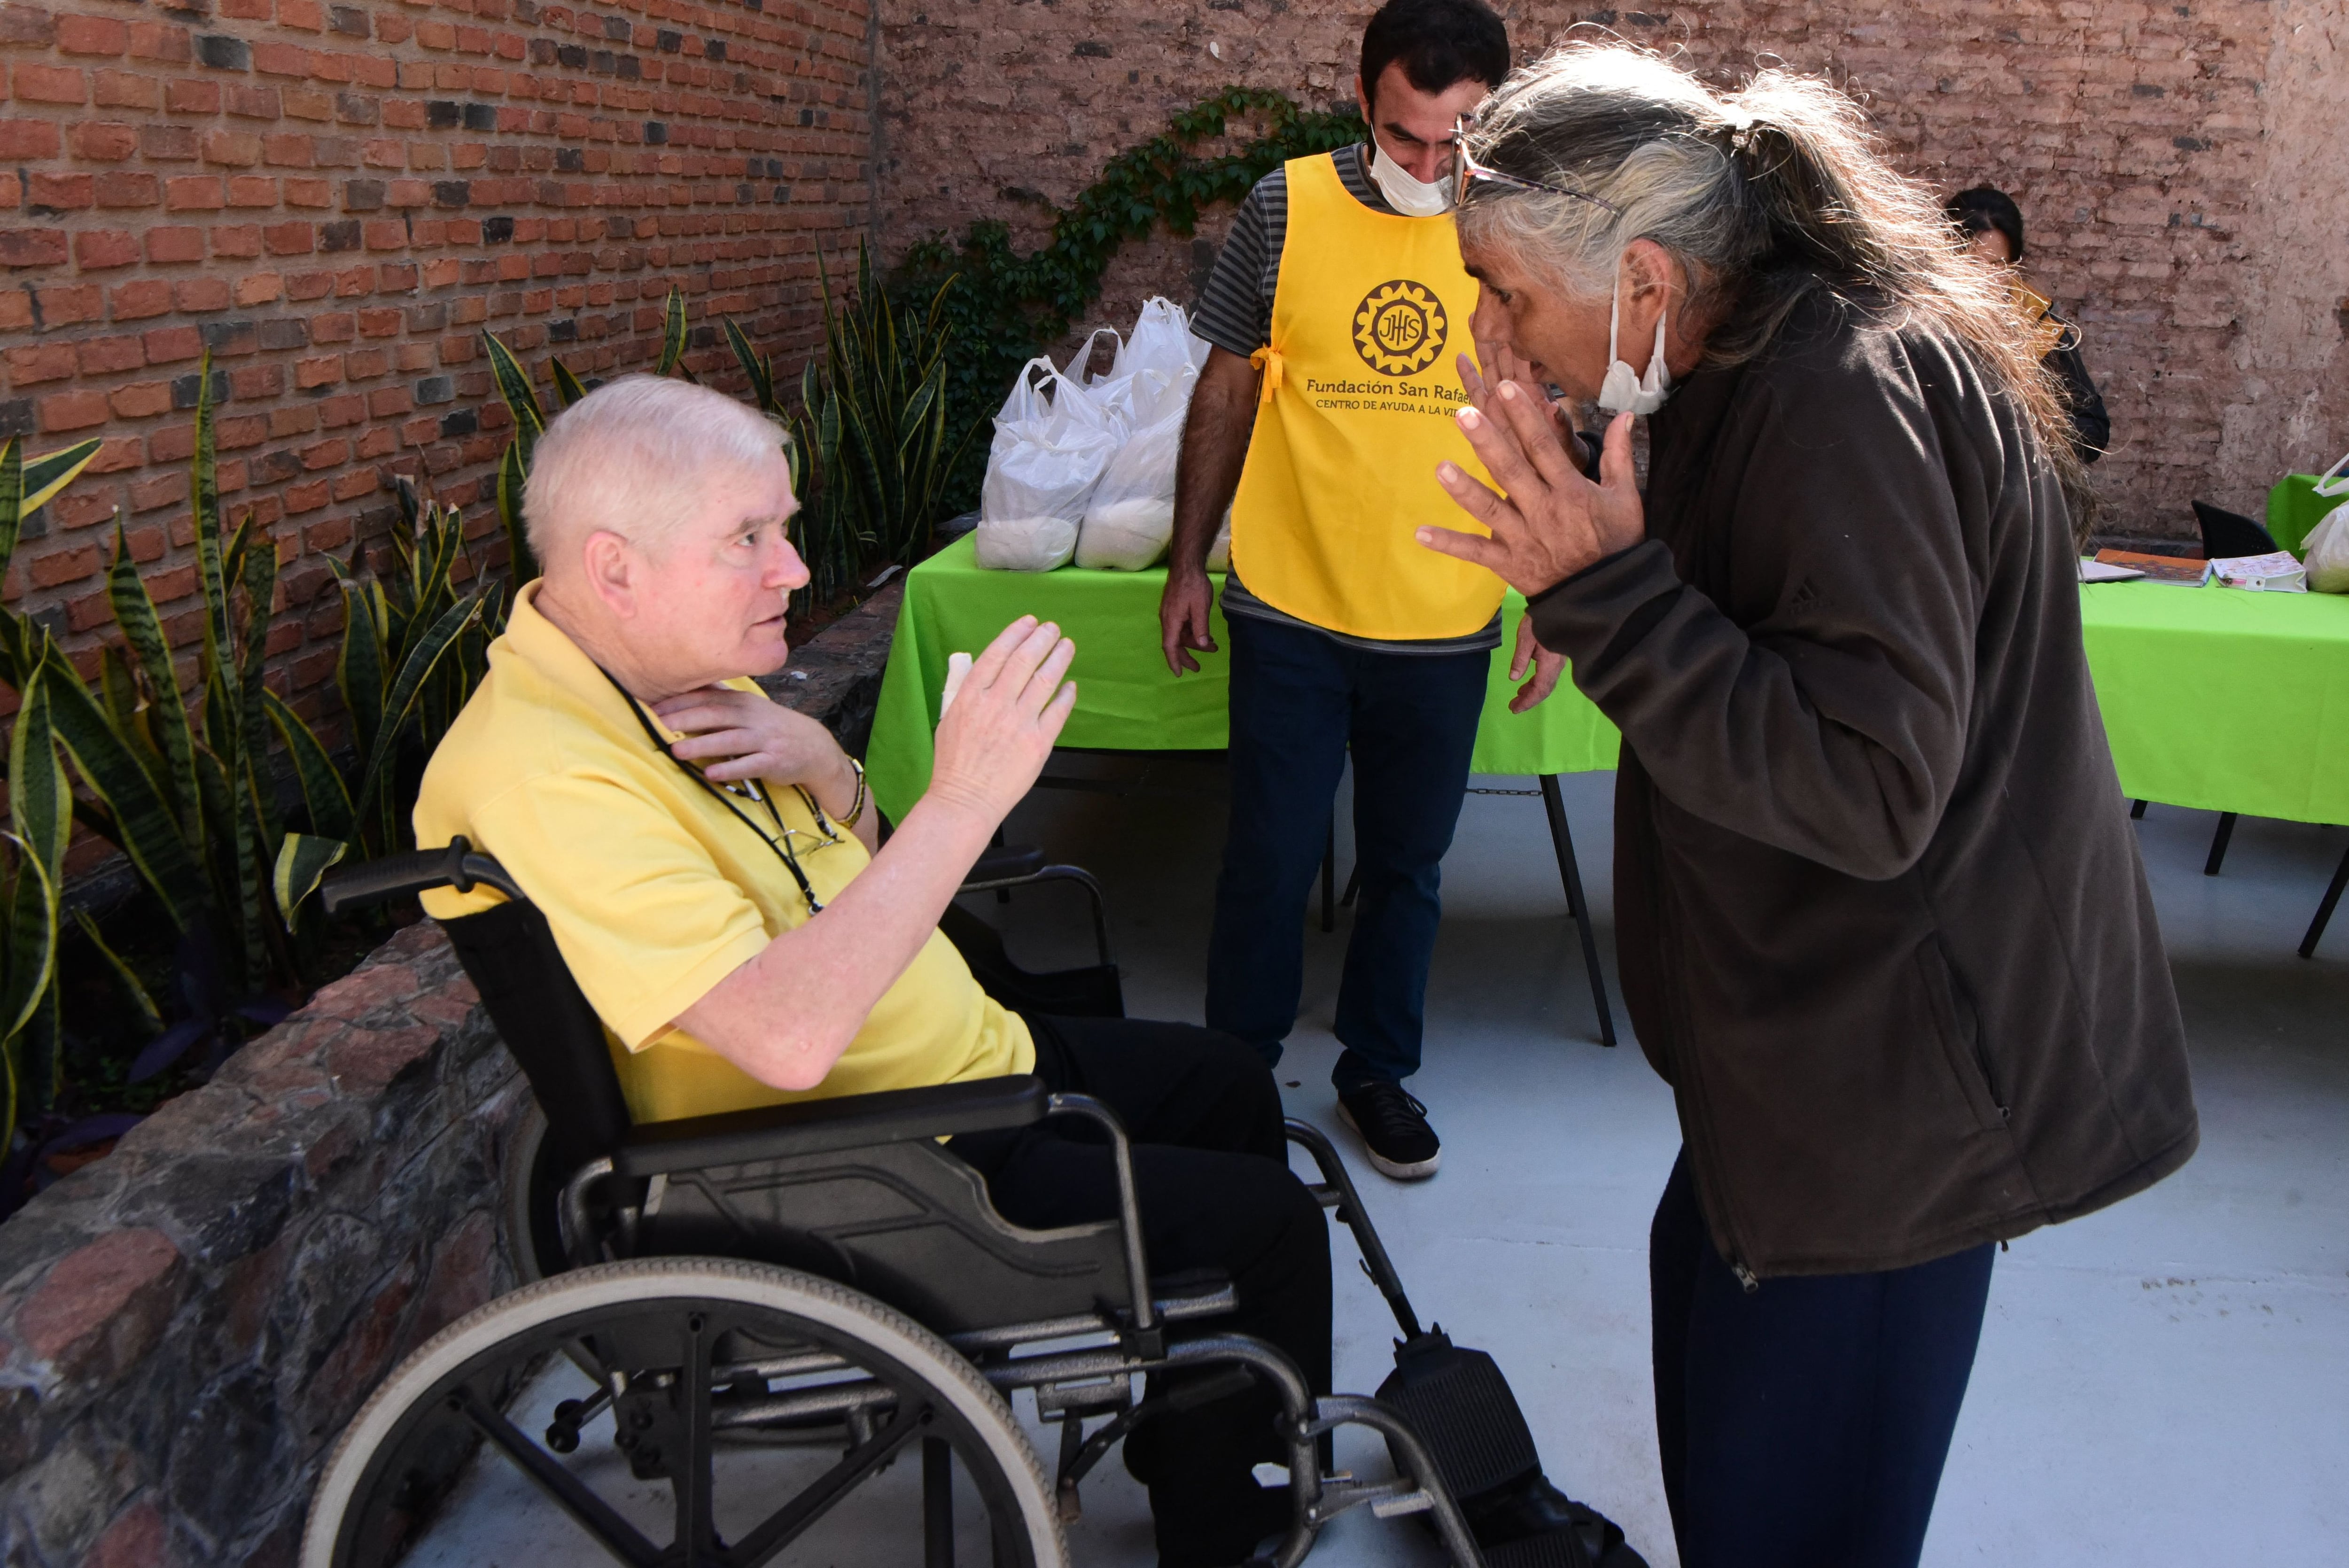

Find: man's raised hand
<box><xmin>928</xmin><ymin>615</ymin><xmax>1079</xmax><ymax>824</ymax></box>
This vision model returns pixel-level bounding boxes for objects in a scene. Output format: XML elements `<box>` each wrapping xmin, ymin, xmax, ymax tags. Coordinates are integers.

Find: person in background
<box><xmin>1948</xmin><ymin>184</ymin><xmax>2110</xmax><ymax>464</ymax></box>
<box><xmin>1162</xmin><ymin>0</ymin><xmax>1544</xmax><ymax>1182</ymax></box>
<box><xmin>1421</xmin><ymin>44</ymin><xmax>2196</xmax><ymax>1568</ymax></box>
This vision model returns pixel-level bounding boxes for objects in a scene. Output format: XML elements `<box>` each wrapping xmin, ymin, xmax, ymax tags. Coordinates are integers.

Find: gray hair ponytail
<box><xmin>1457</xmin><ymin>42</ymin><xmax>2088</xmax><ymax>525</ymax></box>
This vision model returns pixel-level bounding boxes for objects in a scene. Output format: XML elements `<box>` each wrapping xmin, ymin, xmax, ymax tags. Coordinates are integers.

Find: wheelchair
<box><xmin>300</xmin><ymin>837</ymin><xmax>1496</xmax><ymax>1568</ymax></box>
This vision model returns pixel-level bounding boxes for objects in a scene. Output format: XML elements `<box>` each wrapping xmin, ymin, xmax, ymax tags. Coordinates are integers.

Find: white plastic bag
<box><xmin>1077</xmin><ymin>360</ymin><xmax>1195</xmax><ymax>570</ymax></box>
<box><xmin>1205</xmin><ymin>507</ymin><xmax>1232</xmax><ymax>573</ymax></box>
<box><xmin>976</xmin><ymin>354</ymin><xmax>1119</xmax><ymax>572</ymax></box>
<box><xmin>2303</xmin><ymin>505</ymin><xmax>2349</xmax><ymax>592</ymax></box>
<box><xmin>1068</xmin><ymin>326</ymin><xmax>1139</xmax><ymax>436</ymax></box>
<box><xmin>2314</xmin><ymin>448</ymin><xmax>2349</xmax><ymax>501</ymax></box>
<box><xmin>2298</xmin><ymin>450</ymin><xmax>2349</xmax><ymax>593</ymax></box>
<box><xmin>1123</xmin><ymin>297</ymin><xmax>1210</xmax><ymax>384</ymax></box>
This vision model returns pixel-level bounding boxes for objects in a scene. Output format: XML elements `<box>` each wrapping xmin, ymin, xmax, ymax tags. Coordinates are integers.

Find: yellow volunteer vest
<box><xmin>1228</xmin><ymin>153</ymin><xmax>1504</xmax><ymax>641</ymax></box>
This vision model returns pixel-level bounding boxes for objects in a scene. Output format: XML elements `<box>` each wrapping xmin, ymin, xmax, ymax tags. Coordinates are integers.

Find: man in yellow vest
<box><xmin>1161</xmin><ymin>0</ymin><xmax>1558</xmax><ymax>1180</ymax></box>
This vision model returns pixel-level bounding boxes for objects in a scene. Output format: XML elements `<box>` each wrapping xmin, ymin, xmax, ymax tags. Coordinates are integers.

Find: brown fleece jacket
<box><xmin>1528</xmin><ymin>292</ymin><xmax>2196</xmax><ymax>1279</ymax></box>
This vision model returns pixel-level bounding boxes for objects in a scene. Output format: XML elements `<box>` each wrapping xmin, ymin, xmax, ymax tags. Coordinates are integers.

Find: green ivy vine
<box><xmin>889</xmin><ymin>87</ymin><xmax>1367</xmax><ymax>510</ymax></box>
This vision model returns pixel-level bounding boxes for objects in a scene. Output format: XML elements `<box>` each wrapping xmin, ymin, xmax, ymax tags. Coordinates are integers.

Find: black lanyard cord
<box><xmin>598</xmin><ymin>667</ymin><xmax>834</xmax><ymax>915</ymax></box>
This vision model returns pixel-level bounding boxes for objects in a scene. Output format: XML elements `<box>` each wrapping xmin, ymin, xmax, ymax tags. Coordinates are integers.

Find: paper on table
<box><xmin>2209</xmin><ymin>551</ymin><xmax>2309</xmax><ymax>592</ymax></box>
<box><xmin>2079</xmin><ymin>558</ymin><xmax>2145</xmax><ymax>582</ymax></box>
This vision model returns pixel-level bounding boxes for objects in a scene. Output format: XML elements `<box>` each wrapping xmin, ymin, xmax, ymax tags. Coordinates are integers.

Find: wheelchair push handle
<box><xmin>321</xmin><ymin>835</ymin><xmax>526</xmax><ymax>915</ymax></box>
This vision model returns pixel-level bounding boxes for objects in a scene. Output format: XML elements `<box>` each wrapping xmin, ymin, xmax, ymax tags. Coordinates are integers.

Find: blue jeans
<box><xmin>1204</xmin><ymin>612</ymin><xmax>1489</xmax><ymax>1092</ymax></box>
<box><xmin>1650</xmin><ymin>1151</ymin><xmax>1995</xmax><ymax>1568</ymax></box>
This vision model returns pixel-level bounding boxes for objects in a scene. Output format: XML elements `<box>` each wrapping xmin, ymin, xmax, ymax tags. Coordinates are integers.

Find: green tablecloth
<box><xmin>863</xmin><ymin>542</ymin><xmax>2349</xmax><ymax>830</ymax></box>
<box><xmin>2079</xmin><ymin>582</ymin><xmax>2349</xmax><ymax>824</ymax></box>
<box><xmin>864</xmin><ymin>534</ymin><xmax>1619</xmax><ymax>820</ymax></box>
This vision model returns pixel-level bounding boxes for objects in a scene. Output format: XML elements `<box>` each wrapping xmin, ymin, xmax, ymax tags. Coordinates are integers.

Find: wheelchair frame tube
<box><xmin>954</xmin><ymin>865</ymin><xmax>1116</xmax><ymax>968</ymax></box>
<box><xmin>1283</xmin><ymin>1118</ymin><xmax>1424</xmax><ymax>1342</ymax></box>
<box><xmin>1042</xmin><ymin>1092</ymin><xmax>1157</xmax><ymax>1338</ymax></box>
<box><xmin>560</xmin><ymin>1157</ymin><xmax>615</xmax><ymax>1271</ymax></box>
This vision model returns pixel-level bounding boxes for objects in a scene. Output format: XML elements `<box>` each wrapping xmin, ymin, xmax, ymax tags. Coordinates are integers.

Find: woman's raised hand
<box><xmin>926</xmin><ymin>615</ymin><xmax>1078</xmax><ymax>825</ymax></box>
<box><xmin>1417</xmin><ymin>382</ymin><xmax>1646</xmax><ymax>598</ymax></box>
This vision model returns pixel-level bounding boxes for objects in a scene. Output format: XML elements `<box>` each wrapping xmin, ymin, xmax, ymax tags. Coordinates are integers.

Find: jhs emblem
<box><xmin>1352</xmin><ymin>280</ymin><xmax>1448</xmax><ymax>376</ymax></box>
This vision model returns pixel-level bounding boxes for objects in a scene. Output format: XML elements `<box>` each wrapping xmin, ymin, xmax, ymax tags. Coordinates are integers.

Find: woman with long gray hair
<box><xmin>1418</xmin><ymin>42</ymin><xmax>2196</xmax><ymax>1568</ymax></box>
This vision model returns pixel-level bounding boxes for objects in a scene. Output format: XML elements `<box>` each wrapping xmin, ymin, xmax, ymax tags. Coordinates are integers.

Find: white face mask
<box><xmin>1368</xmin><ymin>138</ymin><xmax>1454</xmax><ymax>218</ymax></box>
<box><xmin>1596</xmin><ymin>265</ymin><xmax>1673</xmax><ymax>415</ymax></box>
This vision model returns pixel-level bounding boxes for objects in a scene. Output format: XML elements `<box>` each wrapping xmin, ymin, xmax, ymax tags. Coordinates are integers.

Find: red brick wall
<box><xmin>2</xmin><ymin>0</ymin><xmax>877</xmax><ymax>724</ymax></box>
<box><xmin>876</xmin><ymin>0</ymin><xmax>2349</xmax><ymax>540</ymax></box>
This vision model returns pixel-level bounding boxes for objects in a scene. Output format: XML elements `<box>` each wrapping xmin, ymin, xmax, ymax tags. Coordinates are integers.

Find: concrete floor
<box><xmin>413</xmin><ymin>758</ymin><xmax>2349</xmax><ymax>1567</ymax></box>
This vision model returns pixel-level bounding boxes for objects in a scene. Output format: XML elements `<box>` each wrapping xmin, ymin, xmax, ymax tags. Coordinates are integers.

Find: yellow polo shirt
<box><xmin>414</xmin><ymin>582</ymin><xmax>1033</xmax><ymax>1124</ymax></box>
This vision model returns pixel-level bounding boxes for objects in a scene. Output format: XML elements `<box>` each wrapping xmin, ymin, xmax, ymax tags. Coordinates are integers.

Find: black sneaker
<box><xmin>1337</xmin><ymin>1082</ymin><xmax>1440</xmax><ymax>1180</ymax></box>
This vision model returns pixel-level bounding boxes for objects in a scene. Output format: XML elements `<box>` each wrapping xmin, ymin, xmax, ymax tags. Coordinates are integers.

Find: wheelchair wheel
<box><xmin>497</xmin><ymin>1098</ymin><xmax>569</xmax><ymax>1285</ymax></box>
<box><xmin>303</xmin><ymin>1258</ymin><xmax>1066</xmax><ymax>1568</ymax></box>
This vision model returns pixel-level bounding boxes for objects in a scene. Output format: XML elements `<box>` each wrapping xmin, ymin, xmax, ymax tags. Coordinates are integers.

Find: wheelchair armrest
<box><xmin>614</xmin><ymin>1073</ymin><xmax>1050</xmax><ymax>1178</ymax></box>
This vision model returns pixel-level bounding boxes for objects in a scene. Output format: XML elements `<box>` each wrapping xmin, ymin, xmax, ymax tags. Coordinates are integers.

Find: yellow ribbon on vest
<box><xmin>1228</xmin><ymin>153</ymin><xmax>1503</xmax><ymax>641</ymax></box>
<box><xmin>1249</xmin><ymin>344</ymin><xmax>1283</xmax><ymax>404</ymax></box>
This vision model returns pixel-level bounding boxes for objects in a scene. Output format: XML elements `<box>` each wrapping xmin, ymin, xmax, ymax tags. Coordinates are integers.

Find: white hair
<box><xmin>522</xmin><ymin>373</ymin><xmax>792</xmax><ymax>564</ymax></box>
<box><xmin>1456</xmin><ymin>40</ymin><xmax>2088</xmax><ymax>524</ymax></box>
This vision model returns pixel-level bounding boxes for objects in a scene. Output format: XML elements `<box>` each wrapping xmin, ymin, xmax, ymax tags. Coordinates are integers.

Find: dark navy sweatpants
<box><xmin>1650</xmin><ymin>1150</ymin><xmax>1995</xmax><ymax>1568</ymax></box>
<box><xmin>1203</xmin><ymin>610</ymin><xmax>1489</xmax><ymax>1092</ymax></box>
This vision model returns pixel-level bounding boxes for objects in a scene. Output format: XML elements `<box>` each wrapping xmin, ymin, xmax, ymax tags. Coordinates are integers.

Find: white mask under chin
<box><xmin>1368</xmin><ymin>140</ymin><xmax>1453</xmax><ymax>217</ymax></box>
<box><xmin>1596</xmin><ymin>269</ymin><xmax>1673</xmax><ymax>416</ymax></box>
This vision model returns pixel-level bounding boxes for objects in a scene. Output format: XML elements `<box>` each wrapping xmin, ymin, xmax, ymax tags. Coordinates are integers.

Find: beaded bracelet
<box><xmin>838</xmin><ymin>754</ymin><xmax>869</xmax><ymax>830</ymax></box>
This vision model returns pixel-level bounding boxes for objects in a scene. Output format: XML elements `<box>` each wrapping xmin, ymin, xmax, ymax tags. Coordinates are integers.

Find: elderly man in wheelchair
<box><xmin>303</xmin><ymin>377</ymin><xmax>1631</xmax><ymax>1568</ymax></box>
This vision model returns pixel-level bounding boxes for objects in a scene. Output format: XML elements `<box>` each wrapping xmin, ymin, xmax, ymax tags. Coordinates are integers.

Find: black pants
<box><xmin>948</xmin><ymin>1015</ymin><xmax>1332</xmax><ymax>1566</ymax></box>
<box><xmin>1650</xmin><ymin>1151</ymin><xmax>1994</xmax><ymax>1568</ymax></box>
<box><xmin>1205</xmin><ymin>611</ymin><xmax>1490</xmax><ymax>1091</ymax></box>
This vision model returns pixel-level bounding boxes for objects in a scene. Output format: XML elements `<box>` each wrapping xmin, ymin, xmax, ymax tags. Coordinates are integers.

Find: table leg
<box><xmin>2204</xmin><ymin>812</ymin><xmax>2239</xmax><ymax>877</ymax></box>
<box><xmin>1539</xmin><ymin>775</ymin><xmax>1618</xmax><ymax>1048</ymax></box>
<box><xmin>2300</xmin><ymin>838</ymin><xmax>2349</xmax><ymax>960</ymax></box>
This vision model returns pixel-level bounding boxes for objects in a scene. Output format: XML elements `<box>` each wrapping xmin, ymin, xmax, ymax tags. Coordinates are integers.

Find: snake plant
<box><xmin>0</xmin><ymin>433</ymin><xmax>103</xmax><ymax>1130</ymax></box>
<box><xmin>272</xmin><ymin>476</ymin><xmax>501</xmax><ymax>920</ymax></box>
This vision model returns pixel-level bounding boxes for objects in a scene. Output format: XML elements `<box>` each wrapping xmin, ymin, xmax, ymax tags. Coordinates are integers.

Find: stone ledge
<box><xmin>0</xmin><ymin>923</ymin><xmax>524</xmax><ymax>1568</ymax></box>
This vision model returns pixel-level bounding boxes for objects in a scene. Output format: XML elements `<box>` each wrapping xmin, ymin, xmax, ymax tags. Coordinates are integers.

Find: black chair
<box><xmin>2192</xmin><ymin>499</ymin><xmax>2280</xmax><ymax>561</ymax></box>
<box><xmin>301</xmin><ymin>839</ymin><xmax>1488</xmax><ymax>1568</ymax></box>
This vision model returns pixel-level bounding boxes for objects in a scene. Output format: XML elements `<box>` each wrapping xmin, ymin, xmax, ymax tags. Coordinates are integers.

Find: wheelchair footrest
<box><xmin>1376</xmin><ymin>1329</ymin><xmax>1649</xmax><ymax>1568</ymax></box>
<box><xmin>1481</xmin><ymin>1508</ymin><xmax>1648</xmax><ymax>1568</ymax></box>
<box><xmin>1376</xmin><ymin>1329</ymin><xmax>1541</xmax><ymax>1500</ymax></box>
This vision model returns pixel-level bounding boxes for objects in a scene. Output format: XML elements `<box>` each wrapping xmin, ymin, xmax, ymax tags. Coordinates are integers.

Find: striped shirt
<box><xmin>1191</xmin><ymin>143</ymin><xmax>1504</xmax><ymax>657</ymax></box>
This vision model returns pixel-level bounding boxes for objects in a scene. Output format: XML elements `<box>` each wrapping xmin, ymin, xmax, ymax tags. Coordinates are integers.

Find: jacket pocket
<box><xmin>1916</xmin><ymin>937</ymin><xmax>2008</xmax><ymax>1133</ymax></box>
